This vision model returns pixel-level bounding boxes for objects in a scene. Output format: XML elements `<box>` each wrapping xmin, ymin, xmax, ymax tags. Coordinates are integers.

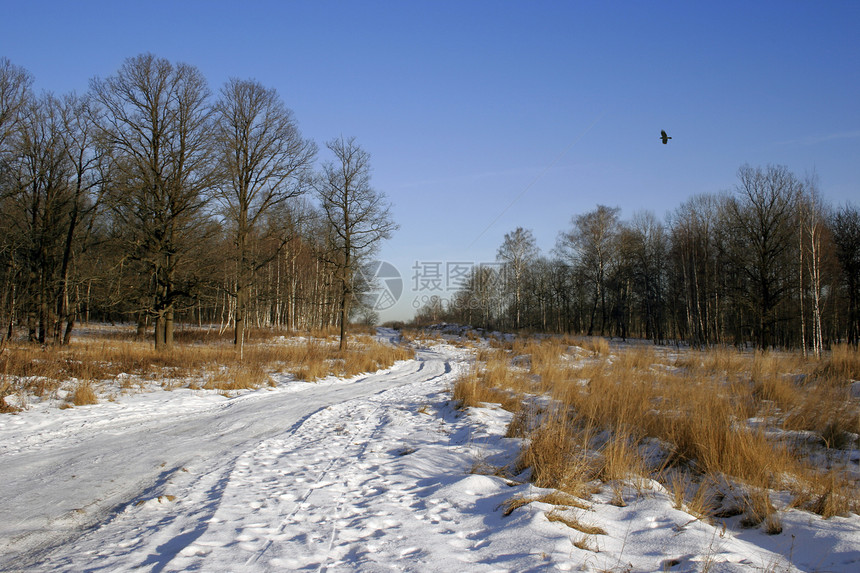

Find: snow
<box><xmin>1</xmin><ymin>332</ymin><xmax>858</xmax><ymax>572</ymax></box>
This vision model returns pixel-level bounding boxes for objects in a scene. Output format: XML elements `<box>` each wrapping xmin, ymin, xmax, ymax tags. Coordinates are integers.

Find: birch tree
<box><xmin>497</xmin><ymin>227</ymin><xmax>538</xmax><ymax>329</ymax></box>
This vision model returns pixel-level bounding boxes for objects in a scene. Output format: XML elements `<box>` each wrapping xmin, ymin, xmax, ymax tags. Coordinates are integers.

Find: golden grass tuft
<box><xmin>597</xmin><ymin>430</ymin><xmax>647</xmax><ymax>483</ymax></box>
<box><xmin>339</xmin><ymin>338</ymin><xmax>414</xmax><ymax>377</ymax></box>
<box><xmin>537</xmin><ymin>491</ymin><xmax>591</xmax><ymax>511</ymax></box>
<box><xmin>505</xmin><ymin>407</ymin><xmax>533</xmax><ymax>438</ymax></box>
<box><xmin>817</xmin><ymin>343</ymin><xmax>860</xmax><ymax>381</ymax></box>
<box><xmin>452</xmin><ymin>367</ymin><xmax>519</xmax><ymax>411</ymax></box>
<box><xmin>516</xmin><ymin>411</ymin><xmax>599</xmax><ymax>497</ymax></box>
<box><xmin>501</xmin><ymin>491</ymin><xmax>590</xmax><ymax>517</ymax></box>
<box><xmin>453</xmin><ymin>348</ymin><xmax>528</xmax><ymax>412</ymax></box>
<box><xmin>68</xmin><ymin>380</ymin><xmax>98</xmax><ymax>406</ymax></box>
<box><xmin>737</xmin><ymin>488</ymin><xmax>777</xmax><ymax>529</ymax></box>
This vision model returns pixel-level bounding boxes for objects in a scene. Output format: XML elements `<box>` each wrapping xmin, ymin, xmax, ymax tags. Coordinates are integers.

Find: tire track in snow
<box><xmin>2</xmin><ymin>347</ymin><xmax>461</xmax><ymax>571</ymax></box>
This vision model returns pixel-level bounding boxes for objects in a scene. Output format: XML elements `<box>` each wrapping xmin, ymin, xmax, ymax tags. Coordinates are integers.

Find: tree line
<box><xmin>0</xmin><ymin>54</ymin><xmax>395</xmax><ymax>351</ymax></box>
<box><xmin>419</xmin><ymin>165</ymin><xmax>859</xmax><ymax>353</ymax></box>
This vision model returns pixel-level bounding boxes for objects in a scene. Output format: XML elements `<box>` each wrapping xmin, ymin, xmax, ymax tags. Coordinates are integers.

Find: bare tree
<box><xmin>724</xmin><ymin>165</ymin><xmax>800</xmax><ymax>348</ymax></box>
<box><xmin>0</xmin><ymin>59</ymin><xmax>32</xmax><ymax>344</ymax></box>
<box><xmin>54</xmin><ymin>93</ymin><xmax>106</xmax><ymax>344</ymax></box>
<box><xmin>497</xmin><ymin>227</ymin><xmax>538</xmax><ymax>329</ymax></box>
<box><xmin>621</xmin><ymin>211</ymin><xmax>668</xmax><ymax>343</ymax></box>
<box><xmin>22</xmin><ymin>94</ymin><xmax>70</xmax><ymax>342</ymax></box>
<box><xmin>214</xmin><ymin>78</ymin><xmax>316</xmax><ymax>353</ymax></box>
<box><xmin>91</xmin><ymin>53</ymin><xmax>217</xmax><ymax>350</ymax></box>
<box><xmin>557</xmin><ymin>205</ymin><xmax>620</xmax><ymax>335</ymax></box>
<box><xmin>668</xmin><ymin>193</ymin><xmax>731</xmax><ymax>346</ymax></box>
<box><xmin>314</xmin><ymin>137</ymin><xmax>397</xmax><ymax>349</ymax></box>
<box><xmin>831</xmin><ymin>203</ymin><xmax>860</xmax><ymax>345</ymax></box>
<box><xmin>0</xmin><ymin>58</ymin><xmax>32</xmax><ymax>157</ymax></box>
<box><xmin>796</xmin><ymin>176</ymin><xmax>829</xmax><ymax>356</ymax></box>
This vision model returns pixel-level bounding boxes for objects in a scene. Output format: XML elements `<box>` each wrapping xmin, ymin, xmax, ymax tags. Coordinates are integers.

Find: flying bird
<box><xmin>660</xmin><ymin>130</ymin><xmax>672</xmax><ymax>144</ymax></box>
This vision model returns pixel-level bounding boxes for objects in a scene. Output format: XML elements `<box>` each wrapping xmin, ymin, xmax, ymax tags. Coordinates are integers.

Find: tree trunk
<box><xmin>154</xmin><ymin>313</ymin><xmax>165</xmax><ymax>350</ymax></box>
<box><xmin>165</xmin><ymin>306</ymin><xmax>174</xmax><ymax>349</ymax></box>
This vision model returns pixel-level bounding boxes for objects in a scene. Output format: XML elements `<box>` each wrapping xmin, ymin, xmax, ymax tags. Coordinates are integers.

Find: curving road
<box><xmin>0</xmin><ymin>345</ymin><xmax>455</xmax><ymax>571</ymax></box>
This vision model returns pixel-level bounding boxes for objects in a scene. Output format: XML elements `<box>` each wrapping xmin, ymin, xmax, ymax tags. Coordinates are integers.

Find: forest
<box><xmin>418</xmin><ymin>166</ymin><xmax>860</xmax><ymax>353</ymax></box>
<box><xmin>0</xmin><ymin>54</ymin><xmax>394</xmax><ymax>351</ymax></box>
<box><xmin>2</xmin><ymin>54</ymin><xmax>859</xmax><ymax>354</ymax></box>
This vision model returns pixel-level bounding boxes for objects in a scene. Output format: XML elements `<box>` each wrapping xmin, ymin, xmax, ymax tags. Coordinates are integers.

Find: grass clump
<box><xmin>68</xmin><ymin>381</ymin><xmax>98</xmax><ymax>406</ymax></box>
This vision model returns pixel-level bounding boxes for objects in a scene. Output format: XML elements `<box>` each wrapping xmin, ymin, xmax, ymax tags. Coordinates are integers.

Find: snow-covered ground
<box><xmin>1</xmin><ymin>332</ymin><xmax>858</xmax><ymax>572</ymax></box>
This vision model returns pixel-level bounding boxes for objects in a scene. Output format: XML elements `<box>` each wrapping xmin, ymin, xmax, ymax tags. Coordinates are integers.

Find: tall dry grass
<box><xmin>452</xmin><ymin>350</ymin><xmax>525</xmax><ymax>413</ymax></box>
<box><xmin>1</xmin><ymin>328</ymin><xmax>415</xmax><ymax>408</ymax></box>
<box><xmin>68</xmin><ymin>381</ymin><xmax>98</xmax><ymax>406</ymax></box>
<box><xmin>475</xmin><ymin>337</ymin><xmax>860</xmax><ymax>523</ymax></box>
<box><xmin>515</xmin><ymin>409</ymin><xmax>598</xmax><ymax>498</ymax></box>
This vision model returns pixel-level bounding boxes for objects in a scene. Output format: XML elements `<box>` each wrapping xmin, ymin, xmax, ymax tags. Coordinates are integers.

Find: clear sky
<box><xmin>2</xmin><ymin>0</ymin><xmax>858</xmax><ymax>321</ymax></box>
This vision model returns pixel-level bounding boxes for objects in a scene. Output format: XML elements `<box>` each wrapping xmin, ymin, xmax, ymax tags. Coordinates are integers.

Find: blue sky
<box><xmin>2</xmin><ymin>0</ymin><xmax>858</xmax><ymax>321</ymax></box>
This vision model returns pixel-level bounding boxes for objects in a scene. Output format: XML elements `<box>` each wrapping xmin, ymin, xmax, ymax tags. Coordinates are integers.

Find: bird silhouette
<box><xmin>660</xmin><ymin>130</ymin><xmax>672</xmax><ymax>144</ymax></box>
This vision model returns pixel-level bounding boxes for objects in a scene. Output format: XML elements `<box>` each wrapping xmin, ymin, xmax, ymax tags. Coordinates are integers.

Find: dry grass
<box><xmin>2</xmin><ymin>327</ymin><xmax>415</xmax><ymax>408</ymax></box>
<box><xmin>68</xmin><ymin>380</ymin><xmax>98</xmax><ymax>406</ymax></box>
<box><xmin>505</xmin><ymin>407</ymin><xmax>533</xmax><ymax>438</ymax></box>
<box><xmin>501</xmin><ymin>495</ymin><xmax>534</xmax><ymax>517</ymax></box>
<box><xmin>573</xmin><ymin>535</ymin><xmax>598</xmax><ymax>552</ymax></box>
<box><xmin>546</xmin><ymin>510</ymin><xmax>607</xmax><ymax>535</ymax></box>
<box><xmin>577</xmin><ymin>336</ymin><xmax>610</xmax><ymax>356</ymax></box>
<box><xmin>597</xmin><ymin>430</ymin><xmax>648</xmax><ymax>483</ymax></box>
<box><xmin>453</xmin><ymin>366</ymin><xmax>519</xmax><ymax>412</ymax></box>
<box><xmin>817</xmin><ymin>343</ymin><xmax>860</xmax><ymax>381</ymax></box>
<box><xmin>205</xmin><ymin>363</ymin><xmax>270</xmax><ymax>391</ymax></box>
<box><xmin>339</xmin><ymin>336</ymin><xmax>414</xmax><ymax>377</ymax></box>
<box><xmin>501</xmin><ymin>491</ymin><xmax>590</xmax><ymax>517</ymax></box>
<box><xmin>453</xmin><ymin>349</ymin><xmax>527</xmax><ymax>412</ymax></box>
<box><xmin>466</xmin><ymin>335</ymin><xmax>860</xmax><ymax>525</ymax></box>
<box><xmin>516</xmin><ymin>411</ymin><xmax>601</xmax><ymax>498</ymax></box>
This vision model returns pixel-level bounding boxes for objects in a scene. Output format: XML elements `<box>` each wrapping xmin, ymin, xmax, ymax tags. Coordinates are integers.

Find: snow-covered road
<box><xmin>0</xmin><ymin>346</ymin><xmax>457</xmax><ymax>571</ymax></box>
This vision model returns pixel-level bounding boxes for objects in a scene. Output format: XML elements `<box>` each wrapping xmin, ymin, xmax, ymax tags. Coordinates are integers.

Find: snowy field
<box><xmin>1</xmin><ymin>330</ymin><xmax>858</xmax><ymax>572</ymax></box>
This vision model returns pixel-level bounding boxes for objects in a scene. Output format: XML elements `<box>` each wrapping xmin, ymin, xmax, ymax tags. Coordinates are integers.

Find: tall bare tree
<box><xmin>621</xmin><ymin>211</ymin><xmax>668</xmax><ymax>343</ymax></box>
<box><xmin>315</xmin><ymin>137</ymin><xmax>397</xmax><ymax>349</ymax></box>
<box><xmin>91</xmin><ymin>53</ymin><xmax>217</xmax><ymax>350</ymax></box>
<box><xmin>724</xmin><ymin>165</ymin><xmax>800</xmax><ymax>348</ymax></box>
<box><xmin>557</xmin><ymin>205</ymin><xmax>620</xmax><ymax>335</ymax></box>
<box><xmin>497</xmin><ymin>227</ymin><xmax>538</xmax><ymax>329</ymax></box>
<box><xmin>667</xmin><ymin>194</ymin><xmax>726</xmax><ymax>346</ymax></box>
<box><xmin>16</xmin><ymin>94</ymin><xmax>78</xmax><ymax>342</ymax></box>
<box><xmin>0</xmin><ymin>58</ymin><xmax>32</xmax><ymax>158</ymax></box>
<box><xmin>214</xmin><ymin>78</ymin><xmax>316</xmax><ymax>353</ymax></box>
<box><xmin>831</xmin><ymin>203</ymin><xmax>860</xmax><ymax>345</ymax></box>
<box><xmin>796</xmin><ymin>177</ymin><xmax>829</xmax><ymax>356</ymax></box>
<box><xmin>54</xmin><ymin>93</ymin><xmax>105</xmax><ymax>344</ymax></box>
<box><xmin>0</xmin><ymin>59</ymin><xmax>32</xmax><ymax>344</ymax></box>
